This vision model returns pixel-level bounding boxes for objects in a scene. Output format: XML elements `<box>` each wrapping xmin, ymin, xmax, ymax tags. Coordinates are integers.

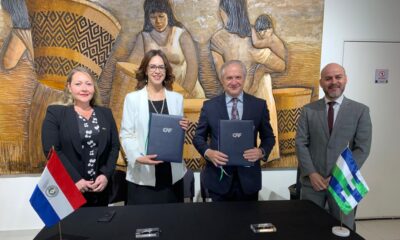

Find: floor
<box><xmin>1</xmin><ymin>219</ymin><xmax>399</xmax><ymax>239</ymax></box>
<box><xmin>357</xmin><ymin>219</ymin><xmax>400</xmax><ymax>240</ymax></box>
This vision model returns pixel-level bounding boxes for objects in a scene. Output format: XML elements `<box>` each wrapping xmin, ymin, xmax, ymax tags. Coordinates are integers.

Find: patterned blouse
<box><xmin>76</xmin><ymin>111</ymin><xmax>100</xmax><ymax>180</ymax></box>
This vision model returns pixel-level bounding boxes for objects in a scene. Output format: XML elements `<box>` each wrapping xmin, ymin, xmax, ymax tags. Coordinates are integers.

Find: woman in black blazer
<box><xmin>41</xmin><ymin>67</ymin><xmax>120</xmax><ymax>206</ymax></box>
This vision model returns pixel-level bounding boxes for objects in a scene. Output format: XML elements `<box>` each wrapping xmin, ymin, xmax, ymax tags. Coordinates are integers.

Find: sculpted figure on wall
<box><xmin>127</xmin><ymin>0</ymin><xmax>205</xmax><ymax>98</ymax></box>
<box><xmin>0</xmin><ymin>0</ymin><xmax>37</xmax><ymax>174</ymax></box>
<box><xmin>210</xmin><ymin>0</ymin><xmax>287</xmax><ymax>160</ymax></box>
<box><xmin>0</xmin><ymin>0</ymin><xmax>33</xmax><ymax>70</ymax></box>
<box><xmin>0</xmin><ymin>0</ymin><xmax>322</xmax><ymax>174</ymax></box>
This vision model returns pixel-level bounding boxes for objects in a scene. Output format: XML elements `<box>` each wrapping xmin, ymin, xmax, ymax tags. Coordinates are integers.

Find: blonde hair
<box><xmin>52</xmin><ymin>67</ymin><xmax>102</xmax><ymax>106</ymax></box>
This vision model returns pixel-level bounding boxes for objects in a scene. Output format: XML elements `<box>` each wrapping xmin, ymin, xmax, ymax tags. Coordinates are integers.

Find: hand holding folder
<box><xmin>136</xmin><ymin>154</ymin><xmax>163</xmax><ymax>165</ymax></box>
<box><xmin>219</xmin><ymin>120</ymin><xmax>255</xmax><ymax>166</ymax></box>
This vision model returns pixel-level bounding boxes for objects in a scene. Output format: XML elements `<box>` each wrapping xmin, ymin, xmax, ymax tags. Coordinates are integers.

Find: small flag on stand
<box><xmin>30</xmin><ymin>148</ymin><xmax>86</xmax><ymax>227</ymax></box>
<box><xmin>328</xmin><ymin>148</ymin><xmax>369</xmax><ymax>215</ymax></box>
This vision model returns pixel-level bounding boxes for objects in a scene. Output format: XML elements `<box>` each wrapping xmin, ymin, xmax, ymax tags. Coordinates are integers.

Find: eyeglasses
<box><xmin>148</xmin><ymin>64</ymin><xmax>166</xmax><ymax>72</ymax></box>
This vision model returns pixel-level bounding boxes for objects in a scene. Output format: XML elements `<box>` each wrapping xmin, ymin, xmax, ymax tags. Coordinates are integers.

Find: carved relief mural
<box><xmin>0</xmin><ymin>0</ymin><xmax>323</xmax><ymax>174</ymax></box>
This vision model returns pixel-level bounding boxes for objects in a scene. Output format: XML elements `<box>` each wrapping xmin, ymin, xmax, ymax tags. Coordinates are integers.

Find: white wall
<box><xmin>2</xmin><ymin>0</ymin><xmax>400</xmax><ymax>231</ymax></box>
<box><xmin>321</xmin><ymin>0</ymin><xmax>400</xmax><ymax>65</ymax></box>
<box><xmin>0</xmin><ymin>175</ymin><xmax>44</xmax><ymax>231</ymax></box>
<box><xmin>342</xmin><ymin>42</ymin><xmax>400</xmax><ymax>218</ymax></box>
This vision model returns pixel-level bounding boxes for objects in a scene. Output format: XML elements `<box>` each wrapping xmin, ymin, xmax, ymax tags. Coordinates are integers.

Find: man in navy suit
<box><xmin>193</xmin><ymin>60</ymin><xmax>275</xmax><ymax>201</ymax></box>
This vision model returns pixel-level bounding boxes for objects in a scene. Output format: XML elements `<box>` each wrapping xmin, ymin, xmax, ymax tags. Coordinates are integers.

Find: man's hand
<box><xmin>309</xmin><ymin>172</ymin><xmax>330</xmax><ymax>191</ymax></box>
<box><xmin>205</xmin><ymin>149</ymin><xmax>228</xmax><ymax>167</ymax></box>
<box><xmin>243</xmin><ymin>147</ymin><xmax>263</xmax><ymax>162</ymax></box>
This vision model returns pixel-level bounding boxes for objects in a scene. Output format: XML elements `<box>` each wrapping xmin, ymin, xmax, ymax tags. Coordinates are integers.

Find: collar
<box><xmin>225</xmin><ymin>91</ymin><xmax>244</xmax><ymax>104</ymax></box>
<box><xmin>324</xmin><ymin>94</ymin><xmax>344</xmax><ymax>105</ymax></box>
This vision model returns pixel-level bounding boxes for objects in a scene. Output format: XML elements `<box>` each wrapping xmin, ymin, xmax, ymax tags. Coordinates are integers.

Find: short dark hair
<box><xmin>255</xmin><ymin>14</ymin><xmax>273</xmax><ymax>32</ymax></box>
<box><xmin>142</xmin><ymin>0</ymin><xmax>183</xmax><ymax>32</ymax></box>
<box><xmin>219</xmin><ymin>0</ymin><xmax>251</xmax><ymax>38</ymax></box>
<box><xmin>135</xmin><ymin>50</ymin><xmax>175</xmax><ymax>91</ymax></box>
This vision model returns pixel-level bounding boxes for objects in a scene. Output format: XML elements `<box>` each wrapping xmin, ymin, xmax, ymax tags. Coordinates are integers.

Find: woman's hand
<box><xmin>179</xmin><ymin>117</ymin><xmax>189</xmax><ymax>131</ymax></box>
<box><xmin>91</xmin><ymin>174</ymin><xmax>108</xmax><ymax>192</ymax></box>
<box><xmin>136</xmin><ymin>154</ymin><xmax>163</xmax><ymax>165</ymax></box>
<box><xmin>75</xmin><ymin>179</ymin><xmax>94</xmax><ymax>193</ymax></box>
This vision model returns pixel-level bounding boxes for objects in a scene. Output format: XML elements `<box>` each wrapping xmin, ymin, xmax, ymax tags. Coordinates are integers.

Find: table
<box><xmin>34</xmin><ymin>200</ymin><xmax>364</xmax><ymax>240</ymax></box>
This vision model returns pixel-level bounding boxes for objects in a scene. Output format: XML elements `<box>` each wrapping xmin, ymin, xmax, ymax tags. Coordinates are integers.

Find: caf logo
<box><xmin>232</xmin><ymin>133</ymin><xmax>242</xmax><ymax>138</ymax></box>
<box><xmin>45</xmin><ymin>185</ymin><xmax>59</xmax><ymax>198</ymax></box>
<box><xmin>163</xmin><ymin>128</ymin><xmax>172</xmax><ymax>133</ymax></box>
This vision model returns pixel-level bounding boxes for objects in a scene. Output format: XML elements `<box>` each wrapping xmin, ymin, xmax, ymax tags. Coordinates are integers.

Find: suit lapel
<box><xmin>165</xmin><ymin>88</ymin><xmax>177</xmax><ymax>115</ymax></box>
<box><xmin>242</xmin><ymin>92</ymin><xmax>251</xmax><ymax>120</ymax></box>
<box><xmin>66</xmin><ymin>106</ymin><xmax>82</xmax><ymax>155</ymax></box>
<box><xmin>330</xmin><ymin>97</ymin><xmax>350</xmax><ymax>138</ymax></box>
<box><xmin>316</xmin><ymin>99</ymin><xmax>330</xmax><ymax>138</ymax></box>
<box><xmin>141</xmin><ymin>87</ymin><xmax>150</xmax><ymax>138</ymax></box>
<box><xmin>219</xmin><ymin>94</ymin><xmax>229</xmax><ymax>120</ymax></box>
<box><xmin>95</xmin><ymin>106</ymin><xmax>107</xmax><ymax>156</ymax></box>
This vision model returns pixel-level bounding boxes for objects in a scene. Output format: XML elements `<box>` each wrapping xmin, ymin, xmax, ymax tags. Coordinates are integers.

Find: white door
<box><xmin>343</xmin><ymin>41</ymin><xmax>400</xmax><ymax>218</ymax></box>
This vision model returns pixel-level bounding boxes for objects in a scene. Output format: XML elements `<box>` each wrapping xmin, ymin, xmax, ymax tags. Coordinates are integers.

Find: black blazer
<box><xmin>41</xmin><ymin>105</ymin><xmax>120</xmax><ymax>183</ymax></box>
<box><xmin>193</xmin><ymin>92</ymin><xmax>275</xmax><ymax>195</ymax></box>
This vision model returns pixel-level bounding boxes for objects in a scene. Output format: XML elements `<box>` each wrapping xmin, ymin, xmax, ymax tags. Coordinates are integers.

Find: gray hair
<box><xmin>220</xmin><ymin>60</ymin><xmax>247</xmax><ymax>80</ymax></box>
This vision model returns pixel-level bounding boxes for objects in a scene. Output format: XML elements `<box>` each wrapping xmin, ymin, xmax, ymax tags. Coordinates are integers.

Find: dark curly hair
<box><xmin>135</xmin><ymin>49</ymin><xmax>175</xmax><ymax>91</ymax></box>
<box><xmin>255</xmin><ymin>14</ymin><xmax>273</xmax><ymax>32</ymax></box>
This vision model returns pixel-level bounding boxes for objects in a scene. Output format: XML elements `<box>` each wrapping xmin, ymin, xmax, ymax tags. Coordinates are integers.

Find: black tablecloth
<box><xmin>34</xmin><ymin>200</ymin><xmax>364</xmax><ymax>240</ymax></box>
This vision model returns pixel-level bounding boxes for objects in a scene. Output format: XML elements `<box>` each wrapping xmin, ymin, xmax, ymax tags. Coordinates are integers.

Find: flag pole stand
<box><xmin>58</xmin><ymin>222</ymin><xmax>63</xmax><ymax>240</ymax></box>
<box><xmin>332</xmin><ymin>211</ymin><xmax>350</xmax><ymax>237</ymax></box>
<box><xmin>332</xmin><ymin>226</ymin><xmax>350</xmax><ymax>237</ymax></box>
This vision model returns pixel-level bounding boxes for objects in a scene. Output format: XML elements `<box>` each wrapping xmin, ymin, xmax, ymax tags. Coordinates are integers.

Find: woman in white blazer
<box><xmin>120</xmin><ymin>49</ymin><xmax>188</xmax><ymax>204</ymax></box>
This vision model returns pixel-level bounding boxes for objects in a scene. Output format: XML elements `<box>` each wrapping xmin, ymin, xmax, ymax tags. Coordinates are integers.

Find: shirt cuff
<box><xmin>204</xmin><ymin>149</ymin><xmax>211</xmax><ymax>161</ymax></box>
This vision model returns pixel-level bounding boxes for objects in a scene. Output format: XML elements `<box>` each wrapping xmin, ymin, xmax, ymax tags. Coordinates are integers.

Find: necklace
<box><xmin>74</xmin><ymin>105</ymin><xmax>93</xmax><ymax>120</ymax></box>
<box><xmin>149</xmin><ymin>98</ymin><xmax>165</xmax><ymax>114</ymax></box>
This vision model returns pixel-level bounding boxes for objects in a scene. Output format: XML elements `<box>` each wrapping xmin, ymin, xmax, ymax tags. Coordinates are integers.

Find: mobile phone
<box><xmin>97</xmin><ymin>210</ymin><xmax>116</xmax><ymax>222</ymax></box>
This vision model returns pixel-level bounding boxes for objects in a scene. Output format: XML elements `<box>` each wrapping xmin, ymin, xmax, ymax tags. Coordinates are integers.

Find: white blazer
<box><xmin>120</xmin><ymin>86</ymin><xmax>187</xmax><ymax>186</ymax></box>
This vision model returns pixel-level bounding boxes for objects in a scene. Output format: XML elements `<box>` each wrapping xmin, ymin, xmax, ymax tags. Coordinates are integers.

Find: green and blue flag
<box><xmin>328</xmin><ymin>148</ymin><xmax>369</xmax><ymax>215</ymax></box>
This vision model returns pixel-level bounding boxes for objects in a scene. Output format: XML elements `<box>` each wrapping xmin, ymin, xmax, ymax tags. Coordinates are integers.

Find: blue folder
<box><xmin>219</xmin><ymin>120</ymin><xmax>254</xmax><ymax>166</ymax></box>
<box><xmin>147</xmin><ymin>113</ymin><xmax>184</xmax><ymax>163</ymax></box>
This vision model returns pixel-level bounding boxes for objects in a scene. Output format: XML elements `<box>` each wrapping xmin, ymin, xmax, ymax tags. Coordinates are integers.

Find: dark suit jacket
<box><xmin>41</xmin><ymin>105</ymin><xmax>120</xmax><ymax>183</ymax></box>
<box><xmin>193</xmin><ymin>92</ymin><xmax>275</xmax><ymax>195</ymax></box>
<box><xmin>295</xmin><ymin>97</ymin><xmax>372</xmax><ymax>187</ymax></box>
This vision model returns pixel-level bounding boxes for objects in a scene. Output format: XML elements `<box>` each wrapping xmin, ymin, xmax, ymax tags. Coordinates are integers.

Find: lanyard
<box><xmin>219</xmin><ymin>166</ymin><xmax>230</xmax><ymax>181</ymax></box>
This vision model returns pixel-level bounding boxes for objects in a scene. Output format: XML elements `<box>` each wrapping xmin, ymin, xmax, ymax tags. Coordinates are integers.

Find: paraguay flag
<box><xmin>30</xmin><ymin>148</ymin><xmax>86</xmax><ymax>227</ymax></box>
<box><xmin>328</xmin><ymin>148</ymin><xmax>369</xmax><ymax>215</ymax></box>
